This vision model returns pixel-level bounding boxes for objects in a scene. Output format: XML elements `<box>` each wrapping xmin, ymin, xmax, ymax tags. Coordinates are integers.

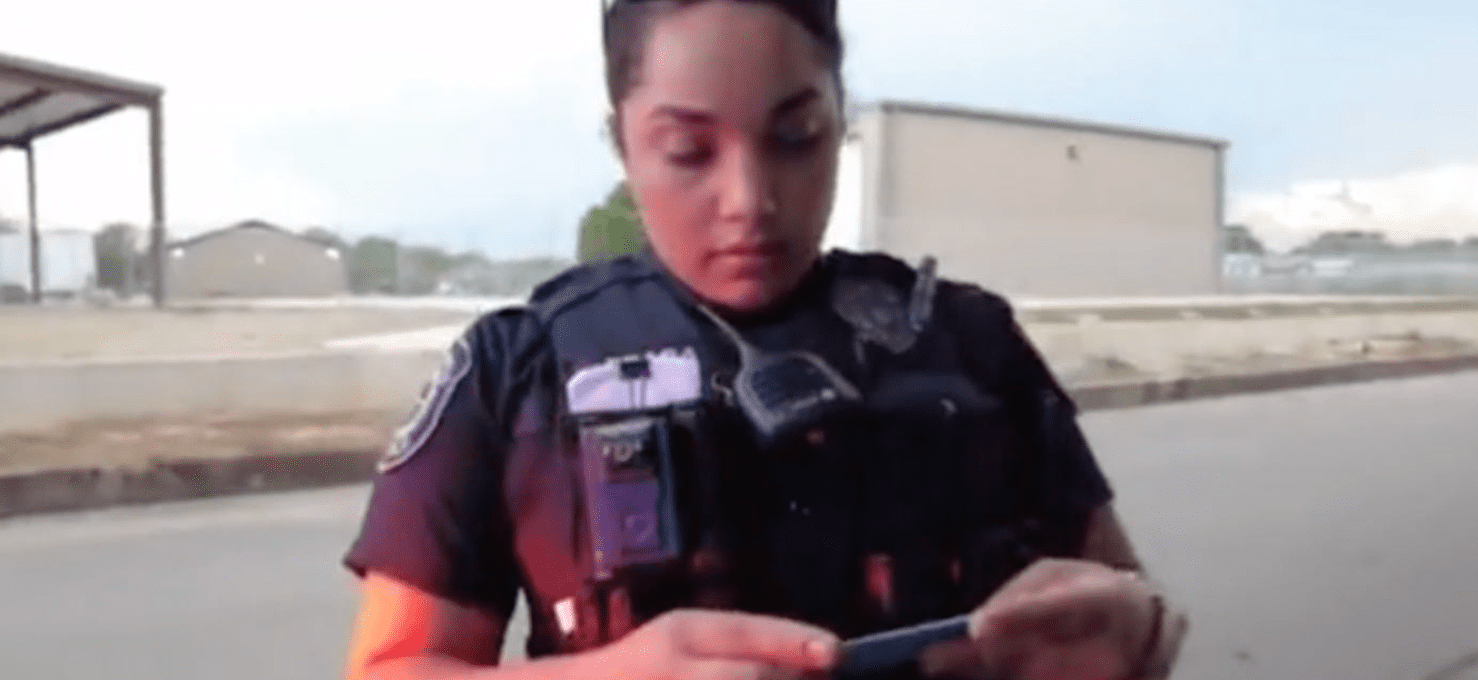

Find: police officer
<box><xmin>342</xmin><ymin>1</ymin><xmax>1188</xmax><ymax>679</ymax></box>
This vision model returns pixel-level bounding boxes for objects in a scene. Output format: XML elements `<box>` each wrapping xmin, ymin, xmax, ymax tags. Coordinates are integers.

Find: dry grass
<box><xmin>2</xmin><ymin>305</ymin><xmax>1475</xmax><ymax>476</ymax></box>
<box><xmin>0</xmin><ymin>305</ymin><xmax>477</xmax><ymax>362</ymax></box>
<box><xmin>1056</xmin><ymin>335</ymin><xmax>1478</xmax><ymax>385</ymax></box>
<box><xmin>0</xmin><ymin>411</ymin><xmax>402</xmax><ymax>475</ymax></box>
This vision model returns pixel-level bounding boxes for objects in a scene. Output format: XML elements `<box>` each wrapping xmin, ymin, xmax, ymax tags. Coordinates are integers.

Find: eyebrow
<box><xmin>770</xmin><ymin>87</ymin><xmax>822</xmax><ymax>118</ymax></box>
<box><xmin>649</xmin><ymin>87</ymin><xmax>823</xmax><ymax>125</ymax></box>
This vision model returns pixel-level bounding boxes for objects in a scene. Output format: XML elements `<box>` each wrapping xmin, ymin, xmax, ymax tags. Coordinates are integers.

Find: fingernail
<box><xmin>805</xmin><ymin>637</ymin><xmax>838</xmax><ymax>666</ymax></box>
<box><xmin>918</xmin><ymin>648</ymin><xmax>944</xmax><ymax>676</ymax></box>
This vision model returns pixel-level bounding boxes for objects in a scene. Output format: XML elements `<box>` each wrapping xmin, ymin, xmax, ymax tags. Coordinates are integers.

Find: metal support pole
<box><xmin>123</xmin><ymin>238</ymin><xmax>136</xmax><ymax>298</ymax></box>
<box><xmin>24</xmin><ymin>141</ymin><xmax>40</xmax><ymax>304</ymax></box>
<box><xmin>148</xmin><ymin>101</ymin><xmax>166</xmax><ymax>307</ymax></box>
<box><xmin>1213</xmin><ymin>145</ymin><xmax>1228</xmax><ymax>294</ymax></box>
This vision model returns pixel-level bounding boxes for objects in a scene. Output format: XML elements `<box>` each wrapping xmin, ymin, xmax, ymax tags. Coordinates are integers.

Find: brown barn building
<box><xmin>166</xmin><ymin>220</ymin><xmax>348</xmax><ymax>299</ymax></box>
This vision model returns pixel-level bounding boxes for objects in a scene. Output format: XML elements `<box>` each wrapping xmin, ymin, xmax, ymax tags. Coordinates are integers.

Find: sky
<box><xmin>0</xmin><ymin>0</ymin><xmax>1475</xmax><ymax>259</ymax></box>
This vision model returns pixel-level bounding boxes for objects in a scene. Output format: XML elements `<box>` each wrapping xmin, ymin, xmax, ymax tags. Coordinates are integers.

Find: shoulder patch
<box><xmin>832</xmin><ymin>275</ymin><xmax>916</xmax><ymax>354</ymax></box>
<box><xmin>379</xmin><ymin>334</ymin><xmax>475</xmax><ymax>473</ymax></box>
<box><xmin>830</xmin><ymin>254</ymin><xmax>939</xmax><ymax>354</ymax></box>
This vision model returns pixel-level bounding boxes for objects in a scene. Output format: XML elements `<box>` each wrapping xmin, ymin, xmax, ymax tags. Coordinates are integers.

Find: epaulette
<box><xmin>827</xmin><ymin>249</ymin><xmax>922</xmax><ymax>288</ymax></box>
<box><xmin>526</xmin><ymin>255</ymin><xmax>663</xmax><ymax>325</ymax></box>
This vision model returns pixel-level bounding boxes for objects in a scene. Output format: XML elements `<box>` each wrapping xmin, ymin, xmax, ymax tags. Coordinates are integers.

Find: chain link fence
<box><xmin>1224</xmin><ymin>254</ymin><xmax>1478</xmax><ymax>297</ymax></box>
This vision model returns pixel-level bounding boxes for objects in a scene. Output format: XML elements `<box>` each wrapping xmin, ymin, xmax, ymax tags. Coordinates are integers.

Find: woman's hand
<box><xmin>920</xmin><ymin>559</ymin><xmax>1161</xmax><ymax>680</ymax></box>
<box><xmin>590</xmin><ymin>608</ymin><xmax>841</xmax><ymax>680</ymax></box>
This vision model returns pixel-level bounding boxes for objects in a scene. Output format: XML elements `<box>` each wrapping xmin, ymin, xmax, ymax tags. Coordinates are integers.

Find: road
<box><xmin>2</xmin><ymin>372</ymin><xmax>1477</xmax><ymax>680</ymax></box>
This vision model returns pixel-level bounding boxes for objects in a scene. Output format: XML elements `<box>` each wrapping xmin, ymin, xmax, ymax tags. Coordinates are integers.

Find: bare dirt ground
<box><xmin>0</xmin><ymin>411</ymin><xmax>402</xmax><ymax>476</ymax></box>
<box><xmin>0</xmin><ymin>306</ymin><xmax>478</xmax><ymax>362</ymax></box>
<box><xmin>2</xmin><ymin>303</ymin><xmax>1475</xmax><ymax>476</ymax></box>
<box><xmin>1054</xmin><ymin>334</ymin><xmax>1478</xmax><ymax>385</ymax></box>
<box><xmin>3</xmin><ymin>336</ymin><xmax>1474</xmax><ymax>477</ymax></box>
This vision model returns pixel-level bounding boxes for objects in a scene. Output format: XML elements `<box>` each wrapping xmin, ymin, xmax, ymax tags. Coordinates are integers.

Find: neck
<box><xmin>641</xmin><ymin>249</ymin><xmax>830</xmax><ymax>326</ymax></box>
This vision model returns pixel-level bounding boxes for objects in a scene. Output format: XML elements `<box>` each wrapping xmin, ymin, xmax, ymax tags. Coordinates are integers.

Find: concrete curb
<box><xmin>0</xmin><ymin>450</ymin><xmax>379</xmax><ymax>520</ymax></box>
<box><xmin>1070</xmin><ymin>352</ymin><xmax>1478</xmax><ymax>411</ymax></box>
<box><xmin>3</xmin><ymin>353</ymin><xmax>1478</xmax><ymax>521</ymax></box>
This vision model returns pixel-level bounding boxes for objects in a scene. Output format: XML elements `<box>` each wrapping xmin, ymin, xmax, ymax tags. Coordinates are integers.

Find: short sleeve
<box><xmin>942</xmin><ymin>284</ymin><xmax>1114</xmax><ymax>554</ymax></box>
<box><xmin>342</xmin><ymin>316</ymin><xmax>523</xmax><ymax>616</ymax></box>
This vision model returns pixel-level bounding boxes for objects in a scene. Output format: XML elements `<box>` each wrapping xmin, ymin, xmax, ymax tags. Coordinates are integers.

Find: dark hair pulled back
<box><xmin>601</xmin><ymin>0</ymin><xmax>845</xmax><ymax>111</ymax></box>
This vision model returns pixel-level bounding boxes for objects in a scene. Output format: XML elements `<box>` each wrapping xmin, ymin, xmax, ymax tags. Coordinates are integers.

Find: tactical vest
<box><xmin>506</xmin><ymin>252</ymin><xmax>1049</xmax><ymax>660</ymax></box>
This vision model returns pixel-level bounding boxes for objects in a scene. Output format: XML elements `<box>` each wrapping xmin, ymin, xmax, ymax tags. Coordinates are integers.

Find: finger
<box><xmin>968</xmin><ymin>560</ymin><xmax>1094</xmax><ymax>636</ymax></box>
<box><xmin>982</xmin><ymin>592</ymin><xmax>1129</xmax><ymax>649</ymax></box>
<box><xmin>982</xmin><ymin>565</ymin><xmax>1130</xmax><ymax>616</ymax></box>
<box><xmin>924</xmin><ymin>630</ymin><xmax>1034</xmax><ymax>680</ymax></box>
<box><xmin>992</xmin><ymin>558</ymin><xmax>1086</xmax><ymax>594</ymax></box>
<box><xmin>683</xmin><ymin>658</ymin><xmax>806</xmax><ymax>680</ymax></box>
<box><xmin>918</xmin><ymin>638</ymin><xmax>986</xmax><ymax>679</ymax></box>
<box><xmin>975</xmin><ymin>572</ymin><xmax>1135</xmax><ymax>643</ymax></box>
<box><xmin>676</xmin><ymin>611</ymin><xmax>841</xmax><ymax>669</ymax></box>
<box><xmin>1010</xmin><ymin>602</ymin><xmax>1114</xmax><ymax>644</ymax></box>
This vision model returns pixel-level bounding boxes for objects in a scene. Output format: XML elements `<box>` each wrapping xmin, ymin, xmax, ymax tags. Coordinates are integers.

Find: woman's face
<box><xmin>617</xmin><ymin>0</ymin><xmax>843</xmax><ymax>313</ymax></box>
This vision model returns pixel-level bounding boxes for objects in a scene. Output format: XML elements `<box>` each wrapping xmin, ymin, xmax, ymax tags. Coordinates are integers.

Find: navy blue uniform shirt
<box><xmin>343</xmin><ymin>251</ymin><xmax>1113</xmax><ymax>660</ymax></box>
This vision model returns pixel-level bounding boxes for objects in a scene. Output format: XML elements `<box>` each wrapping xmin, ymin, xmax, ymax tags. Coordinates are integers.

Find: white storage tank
<box><xmin>0</xmin><ymin>229</ymin><xmax>97</xmax><ymax>298</ymax></box>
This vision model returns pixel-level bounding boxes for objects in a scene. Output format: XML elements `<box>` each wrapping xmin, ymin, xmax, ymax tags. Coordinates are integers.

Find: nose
<box><xmin>717</xmin><ymin>147</ymin><xmax>777</xmax><ymax>226</ymax></box>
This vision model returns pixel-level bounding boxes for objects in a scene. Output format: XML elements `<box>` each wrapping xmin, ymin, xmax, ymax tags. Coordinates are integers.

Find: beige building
<box><xmin>824</xmin><ymin>100</ymin><xmax>1229</xmax><ymax>298</ymax></box>
<box><xmin>166</xmin><ymin>221</ymin><xmax>348</xmax><ymax>299</ymax></box>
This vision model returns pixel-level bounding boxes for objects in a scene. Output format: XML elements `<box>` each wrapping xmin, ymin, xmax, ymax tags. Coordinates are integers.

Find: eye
<box><xmin>770</xmin><ymin>118</ymin><xmax>826</xmax><ymax>156</ymax></box>
<box><xmin>659</xmin><ymin>132</ymin><xmax>714</xmax><ymax>167</ymax></box>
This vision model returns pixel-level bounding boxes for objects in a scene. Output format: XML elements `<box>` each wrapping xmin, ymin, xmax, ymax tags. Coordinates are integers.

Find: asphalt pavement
<box><xmin>2</xmin><ymin>371</ymin><xmax>1476</xmax><ymax>680</ymax></box>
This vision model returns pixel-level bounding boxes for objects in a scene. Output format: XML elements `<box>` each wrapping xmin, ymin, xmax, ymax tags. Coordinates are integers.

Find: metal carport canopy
<box><xmin>0</xmin><ymin>50</ymin><xmax>166</xmax><ymax>306</ymax></box>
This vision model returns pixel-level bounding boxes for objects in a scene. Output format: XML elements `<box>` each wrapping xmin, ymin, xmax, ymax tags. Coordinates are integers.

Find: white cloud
<box><xmin>1</xmin><ymin>0</ymin><xmax>608</xmax><ymax>236</ymax></box>
<box><xmin>1231</xmin><ymin>164</ymin><xmax>1478</xmax><ymax>251</ymax></box>
<box><xmin>4</xmin><ymin>0</ymin><xmax>1475</xmax><ymax>264</ymax></box>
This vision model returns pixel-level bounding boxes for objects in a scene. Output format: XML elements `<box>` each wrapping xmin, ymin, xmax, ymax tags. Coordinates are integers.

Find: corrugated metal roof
<box><xmin>169</xmin><ymin>220</ymin><xmax>319</xmax><ymax>250</ymax></box>
<box><xmin>0</xmin><ymin>51</ymin><xmax>162</xmax><ymax>149</ymax></box>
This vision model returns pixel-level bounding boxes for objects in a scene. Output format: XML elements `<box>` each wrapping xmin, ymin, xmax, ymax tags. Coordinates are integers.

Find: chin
<box><xmin>708</xmin><ymin>280</ymin><xmax>781</xmax><ymax>313</ymax></box>
<box><xmin>686</xmin><ymin>250</ymin><xmax>816</xmax><ymax>313</ymax></box>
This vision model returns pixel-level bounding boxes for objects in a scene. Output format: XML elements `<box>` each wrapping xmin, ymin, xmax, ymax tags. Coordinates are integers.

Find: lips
<box><xmin>716</xmin><ymin>246</ymin><xmax>786</xmax><ymax>276</ymax></box>
<box><xmin>716</xmin><ymin>241</ymin><xmax>787</xmax><ymax>258</ymax></box>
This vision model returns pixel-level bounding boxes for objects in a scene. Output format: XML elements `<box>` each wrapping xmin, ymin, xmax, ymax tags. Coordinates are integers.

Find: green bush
<box><xmin>577</xmin><ymin>182</ymin><xmax>646</xmax><ymax>263</ymax></box>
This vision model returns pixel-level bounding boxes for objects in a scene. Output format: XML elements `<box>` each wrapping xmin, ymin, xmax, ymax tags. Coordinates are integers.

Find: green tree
<box><xmin>398</xmin><ymin>245</ymin><xmax>459</xmax><ymax>295</ymax></box>
<box><xmin>1295</xmin><ymin>230</ymin><xmax>1391</xmax><ymax>256</ymax></box>
<box><xmin>93</xmin><ymin>222</ymin><xmax>142</xmax><ymax>293</ymax></box>
<box><xmin>347</xmin><ymin>236</ymin><xmax>400</xmax><ymax>294</ymax></box>
<box><xmin>576</xmin><ymin>182</ymin><xmax>646</xmax><ymax>263</ymax></box>
<box><xmin>1222</xmin><ymin>224</ymin><xmax>1266</xmax><ymax>255</ymax></box>
<box><xmin>1408</xmin><ymin>238</ymin><xmax>1458</xmax><ymax>253</ymax></box>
